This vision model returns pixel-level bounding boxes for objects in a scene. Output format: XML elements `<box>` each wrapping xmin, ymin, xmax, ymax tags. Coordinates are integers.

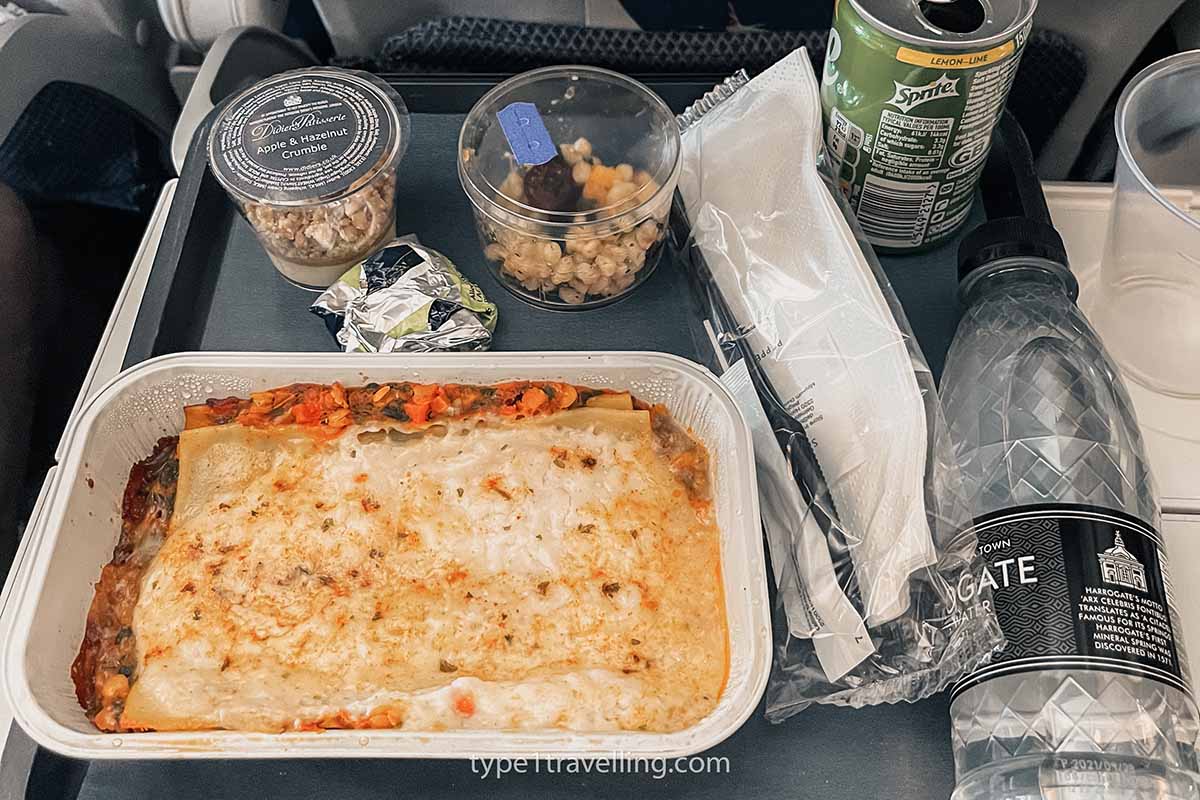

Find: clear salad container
<box><xmin>208</xmin><ymin>67</ymin><xmax>410</xmax><ymax>290</ymax></box>
<box><xmin>458</xmin><ymin>66</ymin><xmax>681</xmax><ymax>309</ymax></box>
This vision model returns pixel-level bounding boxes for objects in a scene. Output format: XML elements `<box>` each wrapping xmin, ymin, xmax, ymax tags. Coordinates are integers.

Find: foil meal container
<box><xmin>3</xmin><ymin>351</ymin><xmax>769</xmax><ymax>759</ymax></box>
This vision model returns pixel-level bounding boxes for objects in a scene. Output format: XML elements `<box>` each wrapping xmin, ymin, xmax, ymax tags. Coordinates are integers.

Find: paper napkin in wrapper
<box><xmin>311</xmin><ymin>239</ymin><xmax>498</xmax><ymax>353</ymax></box>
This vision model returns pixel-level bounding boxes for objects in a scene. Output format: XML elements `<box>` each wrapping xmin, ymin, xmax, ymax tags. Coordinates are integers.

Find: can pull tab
<box><xmin>918</xmin><ymin>0</ymin><xmax>985</xmax><ymax>34</ymax></box>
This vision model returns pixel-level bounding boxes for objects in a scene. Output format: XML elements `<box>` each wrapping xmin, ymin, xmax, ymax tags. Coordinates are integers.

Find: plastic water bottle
<box><xmin>942</xmin><ymin>215</ymin><xmax>1200</xmax><ymax>799</ymax></box>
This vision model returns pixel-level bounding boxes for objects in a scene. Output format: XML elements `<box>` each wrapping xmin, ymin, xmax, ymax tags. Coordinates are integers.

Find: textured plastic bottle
<box><xmin>942</xmin><ymin>234</ymin><xmax>1200</xmax><ymax>798</ymax></box>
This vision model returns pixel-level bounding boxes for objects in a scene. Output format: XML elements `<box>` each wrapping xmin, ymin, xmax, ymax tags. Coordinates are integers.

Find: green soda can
<box><xmin>821</xmin><ymin>0</ymin><xmax>1036</xmax><ymax>252</ymax></box>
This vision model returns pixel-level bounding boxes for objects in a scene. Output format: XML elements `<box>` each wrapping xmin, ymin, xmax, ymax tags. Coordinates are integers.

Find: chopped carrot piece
<box><xmin>403</xmin><ymin>402</ymin><xmax>430</xmax><ymax>424</ymax></box>
<box><xmin>583</xmin><ymin>164</ymin><xmax>617</xmax><ymax>202</ymax></box>
<box><xmin>498</xmin><ymin>403</ymin><xmax>519</xmax><ymax>416</ymax></box>
<box><xmin>411</xmin><ymin>384</ymin><xmax>439</xmax><ymax>403</ymax></box>
<box><xmin>93</xmin><ymin>707</ymin><xmax>119</xmax><ymax>731</ymax></box>
<box><xmin>518</xmin><ymin>387</ymin><xmax>548</xmax><ymax>414</ymax></box>
<box><xmin>453</xmin><ymin>692</ymin><xmax>476</xmax><ymax>717</ymax></box>
<box><xmin>292</xmin><ymin>402</ymin><xmax>323</xmax><ymax>424</ymax></box>
<box><xmin>556</xmin><ymin>384</ymin><xmax>578</xmax><ymax>408</ymax></box>
<box><xmin>367</xmin><ymin>712</ymin><xmax>395</xmax><ymax>729</ymax></box>
<box><xmin>430</xmin><ymin>395</ymin><xmax>449</xmax><ymax>414</ymax></box>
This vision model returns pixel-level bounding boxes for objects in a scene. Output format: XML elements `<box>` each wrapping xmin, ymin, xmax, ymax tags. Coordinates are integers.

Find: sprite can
<box><xmin>821</xmin><ymin>0</ymin><xmax>1036</xmax><ymax>252</ymax></box>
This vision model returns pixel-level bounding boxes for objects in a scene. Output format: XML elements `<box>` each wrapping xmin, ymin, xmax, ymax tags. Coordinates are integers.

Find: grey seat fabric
<box><xmin>375</xmin><ymin>16</ymin><xmax>824</xmax><ymax>74</ymax></box>
<box><xmin>0</xmin><ymin>11</ymin><xmax>176</xmax><ymax>157</ymax></box>
<box><xmin>368</xmin><ymin>17</ymin><xmax>1086</xmax><ymax>161</ymax></box>
<box><xmin>0</xmin><ymin>10</ymin><xmax>175</xmax><ymax>579</ymax></box>
<box><xmin>0</xmin><ymin>183</ymin><xmax>41</xmax><ymax>580</ymax></box>
<box><xmin>0</xmin><ymin>81</ymin><xmax>168</xmax><ymax>213</ymax></box>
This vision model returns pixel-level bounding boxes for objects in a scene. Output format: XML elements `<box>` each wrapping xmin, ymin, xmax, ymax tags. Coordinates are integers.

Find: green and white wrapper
<box><xmin>311</xmin><ymin>239</ymin><xmax>498</xmax><ymax>353</ymax></box>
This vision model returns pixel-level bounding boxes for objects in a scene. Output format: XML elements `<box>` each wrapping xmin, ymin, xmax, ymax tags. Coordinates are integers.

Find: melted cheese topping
<box><xmin>120</xmin><ymin>411</ymin><xmax>727</xmax><ymax>732</ymax></box>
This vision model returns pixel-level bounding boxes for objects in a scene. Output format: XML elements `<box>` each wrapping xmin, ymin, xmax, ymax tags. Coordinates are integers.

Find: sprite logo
<box><xmin>886</xmin><ymin>74</ymin><xmax>960</xmax><ymax>113</ymax></box>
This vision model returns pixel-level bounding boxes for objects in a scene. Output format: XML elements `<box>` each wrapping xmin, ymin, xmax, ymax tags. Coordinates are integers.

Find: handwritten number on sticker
<box><xmin>496</xmin><ymin>102</ymin><xmax>556</xmax><ymax>166</ymax></box>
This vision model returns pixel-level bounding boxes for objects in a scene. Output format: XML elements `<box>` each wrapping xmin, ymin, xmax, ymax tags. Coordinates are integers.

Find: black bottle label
<box><xmin>951</xmin><ymin>503</ymin><xmax>1190</xmax><ymax>699</ymax></box>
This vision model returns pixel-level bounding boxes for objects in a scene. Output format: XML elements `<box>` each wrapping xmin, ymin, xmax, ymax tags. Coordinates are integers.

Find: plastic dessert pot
<box><xmin>208</xmin><ymin>67</ymin><xmax>409</xmax><ymax>291</ymax></box>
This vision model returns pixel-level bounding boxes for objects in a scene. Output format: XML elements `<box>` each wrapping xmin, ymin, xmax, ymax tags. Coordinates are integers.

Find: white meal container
<box><xmin>4</xmin><ymin>351</ymin><xmax>770</xmax><ymax>759</ymax></box>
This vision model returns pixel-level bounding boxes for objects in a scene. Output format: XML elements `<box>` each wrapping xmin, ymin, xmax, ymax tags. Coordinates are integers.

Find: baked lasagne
<box><xmin>72</xmin><ymin>380</ymin><xmax>727</xmax><ymax>733</ymax></box>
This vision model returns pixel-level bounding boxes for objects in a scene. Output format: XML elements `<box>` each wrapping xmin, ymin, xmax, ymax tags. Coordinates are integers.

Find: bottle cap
<box><xmin>957</xmin><ymin>216</ymin><xmax>1071</xmax><ymax>284</ymax></box>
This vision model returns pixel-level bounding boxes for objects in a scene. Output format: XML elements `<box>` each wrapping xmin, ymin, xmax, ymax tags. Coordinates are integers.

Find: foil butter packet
<box><xmin>311</xmin><ymin>239</ymin><xmax>498</xmax><ymax>352</ymax></box>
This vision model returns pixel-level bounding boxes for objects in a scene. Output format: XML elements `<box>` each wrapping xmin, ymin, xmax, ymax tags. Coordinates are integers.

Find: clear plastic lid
<box><xmin>207</xmin><ymin>67</ymin><xmax>409</xmax><ymax>207</ymax></box>
<box><xmin>457</xmin><ymin>65</ymin><xmax>680</xmax><ymax>235</ymax></box>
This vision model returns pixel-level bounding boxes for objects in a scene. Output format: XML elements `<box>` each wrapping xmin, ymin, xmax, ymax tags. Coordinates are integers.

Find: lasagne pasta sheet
<box><xmin>75</xmin><ymin>382</ymin><xmax>728</xmax><ymax>734</ymax></box>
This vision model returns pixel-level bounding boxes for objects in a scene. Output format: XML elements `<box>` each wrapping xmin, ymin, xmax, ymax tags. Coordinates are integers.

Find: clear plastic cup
<box><xmin>457</xmin><ymin>66</ymin><xmax>680</xmax><ymax>310</ymax></box>
<box><xmin>1090</xmin><ymin>51</ymin><xmax>1200</xmax><ymax>397</ymax></box>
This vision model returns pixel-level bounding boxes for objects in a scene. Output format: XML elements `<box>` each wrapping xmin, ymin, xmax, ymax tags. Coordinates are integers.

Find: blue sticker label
<box><xmin>496</xmin><ymin>102</ymin><xmax>556</xmax><ymax>166</ymax></box>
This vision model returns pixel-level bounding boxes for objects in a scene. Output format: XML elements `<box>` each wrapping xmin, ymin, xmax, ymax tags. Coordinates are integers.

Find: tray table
<box><xmin>4</xmin><ymin>75</ymin><xmax>981</xmax><ymax>800</ymax></box>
